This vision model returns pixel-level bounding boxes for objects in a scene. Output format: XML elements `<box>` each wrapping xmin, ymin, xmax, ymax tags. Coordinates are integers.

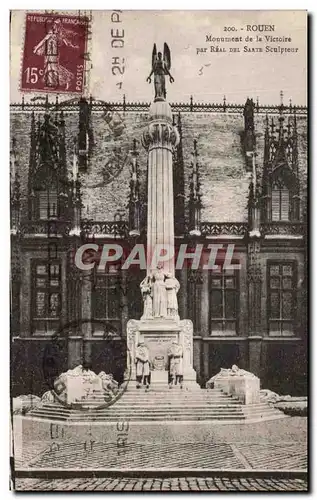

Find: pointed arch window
<box><xmin>209</xmin><ymin>266</ymin><xmax>239</xmax><ymax>336</ymax></box>
<box><xmin>267</xmin><ymin>165</ymin><xmax>299</xmax><ymax>222</ymax></box>
<box><xmin>31</xmin><ymin>259</ymin><xmax>61</xmax><ymax>334</ymax></box>
<box><xmin>271</xmin><ymin>179</ymin><xmax>290</xmax><ymax>221</ymax></box>
<box><xmin>91</xmin><ymin>263</ymin><xmax>122</xmax><ymax>334</ymax></box>
<box><xmin>267</xmin><ymin>261</ymin><xmax>297</xmax><ymax>336</ymax></box>
<box><xmin>35</xmin><ymin>188</ymin><xmax>59</xmax><ymax>220</ymax></box>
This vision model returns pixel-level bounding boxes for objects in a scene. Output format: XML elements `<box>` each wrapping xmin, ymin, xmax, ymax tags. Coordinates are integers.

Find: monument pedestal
<box><xmin>151</xmin><ymin>370</ymin><xmax>168</xmax><ymax>388</ymax></box>
<box><xmin>127</xmin><ymin>318</ymin><xmax>200</xmax><ymax>390</ymax></box>
<box><xmin>214</xmin><ymin>375</ymin><xmax>260</xmax><ymax>405</ymax></box>
<box><xmin>211</xmin><ymin>371</ymin><xmax>261</xmax><ymax>405</ymax></box>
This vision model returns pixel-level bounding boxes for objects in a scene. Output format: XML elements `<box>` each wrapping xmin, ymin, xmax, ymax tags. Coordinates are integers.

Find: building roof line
<box><xmin>10</xmin><ymin>97</ymin><xmax>308</xmax><ymax>115</ymax></box>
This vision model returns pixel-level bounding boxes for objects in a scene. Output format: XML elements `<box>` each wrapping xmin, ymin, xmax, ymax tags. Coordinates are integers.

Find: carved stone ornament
<box><xmin>142</xmin><ymin>122</ymin><xmax>179</xmax><ymax>151</ymax></box>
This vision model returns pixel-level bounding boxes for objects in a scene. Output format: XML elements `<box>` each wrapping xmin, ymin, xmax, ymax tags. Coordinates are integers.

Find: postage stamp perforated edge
<box><xmin>18</xmin><ymin>10</ymin><xmax>92</xmax><ymax>96</ymax></box>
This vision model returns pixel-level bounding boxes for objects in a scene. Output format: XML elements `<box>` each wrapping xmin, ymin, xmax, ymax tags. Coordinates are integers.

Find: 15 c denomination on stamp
<box><xmin>21</xmin><ymin>13</ymin><xmax>89</xmax><ymax>94</ymax></box>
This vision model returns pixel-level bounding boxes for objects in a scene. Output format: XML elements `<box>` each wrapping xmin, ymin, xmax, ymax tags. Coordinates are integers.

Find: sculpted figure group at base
<box><xmin>134</xmin><ymin>340</ymin><xmax>183</xmax><ymax>391</ymax></box>
<box><xmin>140</xmin><ymin>264</ymin><xmax>180</xmax><ymax>320</ymax></box>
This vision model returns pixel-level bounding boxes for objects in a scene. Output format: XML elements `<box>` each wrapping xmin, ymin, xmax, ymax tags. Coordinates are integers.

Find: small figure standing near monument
<box><xmin>168</xmin><ymin>340</ymin><xmax>184</xmax><ymax>389</ymax></box>
<box><xmin>165</xmin><ymin>273</ymin><xmax>180</xmax><ymax>319</ymax></box>
<box><xmin>140</xmin><ymin>276</ymin><xmax>153</xmax><ymax>320</ymax></box>
<box><xmin>135</xmin><ymin>341</ymin><xmax>151</xmax><ymax>391</ymax></box>
<box><xmin>140</xmin><ymin>268</ymin><xmax>180</xmax><ymax>320</ymax></box>
<box><xmin>146</xmin><ymin>43</ymin><xmax>174</xmax><ymax>101</ymax></box>
<box><xmin>151</xmin><ymin>264</ymin><xmax>168</xmax><ymax>318</ymax></box>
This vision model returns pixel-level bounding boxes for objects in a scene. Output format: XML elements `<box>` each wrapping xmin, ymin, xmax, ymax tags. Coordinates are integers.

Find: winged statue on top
<box><xmin>146</xmin><ymin>43</ymin><xmax>174</xmax><ymax>101</ymax></box>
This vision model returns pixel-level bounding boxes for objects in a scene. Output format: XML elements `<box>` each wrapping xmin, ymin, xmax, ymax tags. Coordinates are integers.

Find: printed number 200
<box><xmin>24</xmin><ymin>67</ymin><xmax>39</xmax><ymax>83</ymax></box>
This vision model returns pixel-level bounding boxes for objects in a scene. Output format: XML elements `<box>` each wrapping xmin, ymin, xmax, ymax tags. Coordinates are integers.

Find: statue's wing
<box><xmin>164</xmin><ymin>43</ymin><xmax>171</xmax><ymax>71</ymax></box>
<box><xmin>152</xmin><ymin>44</ymin><xmax>157</xmax><ymax>69</ymax></box>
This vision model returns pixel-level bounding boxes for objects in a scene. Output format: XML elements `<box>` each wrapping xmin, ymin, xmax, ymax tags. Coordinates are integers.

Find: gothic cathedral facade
<box><xmin>10</xmin><ymin>95</ymin><xmax>307</xmax><ymax>397</ymax></box>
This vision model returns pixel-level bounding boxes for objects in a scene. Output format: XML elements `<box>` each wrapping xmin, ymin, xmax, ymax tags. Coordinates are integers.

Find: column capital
<box><xmin>142</xmin><ymin>121</ymin><xmax>179</xmax><ymax>151</ymax></box>
<box><xmin>142</xmin><ymin>100</ymin><xmax>179</xmax><ymax>151</ymax></box>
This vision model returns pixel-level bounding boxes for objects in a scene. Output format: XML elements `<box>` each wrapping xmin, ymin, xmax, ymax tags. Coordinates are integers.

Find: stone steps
<box><xmin>40</xmin><ymin>393</ymin><xmax>240</xmax><ymax>403</ymax></box>
<box><xmin>29</xmin><ymin>408</ymin><xmax>246</xmax><ymax>420</ymax></box>
<box><xmin>54</xmin><ymin>392</ymin><xmax>236</xmax><ymax>406</ymax></box>
<box><xmin>80</xmin><ymin>388</ymin><xmax>225</xmax><ymax>394</ymax></box>
<box><xmin>56</xmin><ymin>400</ymin><xmax>236</xmax><ymax>409</ymax></box>
<box><xmin>38</xmin><ymin>406</ymin><xmax>246</xmax><ymax>415</ymax></box>
<box><xmin>27</xmin><ymin>389</ymin><xmax>285</xmax><ymax>423</ymax></box>
<box><xmin>75</xmin><ymin>398</ymin><xmax>237</xmax><ymax>406</ymax></box>
<box><xmin>115</xmin><ymin>393</ymin><xmax>234</xmax><ymax>400</ymax></box>
<box><xmin>27</xmin><ymin>409</ymin><xmax>281</xmax><ymax>422</ymax></box>
<box><xmin>113</xmin><ymin>402</ymin><xmax>238</xmax><ymax>406</ymax></box>
<box><xmin>38</xmin><ymin>402</ymin><xmax>276</xmax><ymax>413</ymax></box>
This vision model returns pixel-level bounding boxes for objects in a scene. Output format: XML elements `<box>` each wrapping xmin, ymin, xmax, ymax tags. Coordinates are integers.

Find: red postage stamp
<box><xmin>21</xmin><ymin>13</ymin><xmax>89</xmax><ymax>94</ymax></box>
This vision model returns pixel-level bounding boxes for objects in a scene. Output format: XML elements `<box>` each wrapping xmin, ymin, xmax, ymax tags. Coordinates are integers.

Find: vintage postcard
<box><xmin>10</xmin><ymin>10</ymin><xmax>308</xmax><ymax>492</ymax></box>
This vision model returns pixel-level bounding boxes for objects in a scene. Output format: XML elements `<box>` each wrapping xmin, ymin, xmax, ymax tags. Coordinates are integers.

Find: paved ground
<box><xmin>14</xmin><ymin>477</ymin><xmax>308</xmax><ymax>491</ymax></box>
<box><xmin>14</xmin><ymin>417</ymin><xmax>308</xmax><ymax>471</ymax></box>
<box><xmin>18</xmin><ymin>441</ymin><xmax>307</xmax><ymax>471</ymax></box>
<box><xmin>13</xmin><ymin>417</ymin><xmax>308</xmax><ymax>491</ymax></box>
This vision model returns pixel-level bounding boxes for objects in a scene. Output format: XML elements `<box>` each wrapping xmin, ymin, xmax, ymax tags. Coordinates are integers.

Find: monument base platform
<box><xmin>214</xmin><ymin>375</ymin><xmax>261</xmax><ymax>405</ymax></box>
<box><xmin>25</xmin><ymin>386</ymin><xmax>286</xmax><ymax>423</ymax></box>
<box><xmin>127</xmin><ymin>318</ymin><xmax>200</xmax><ymax>390</ymax></box>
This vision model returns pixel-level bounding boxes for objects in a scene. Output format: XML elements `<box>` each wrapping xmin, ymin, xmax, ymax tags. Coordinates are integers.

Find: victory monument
<box><xmin>127</xmin><ymin>44</ymin><xmax>199</xmax><ymax>388</ymax></box>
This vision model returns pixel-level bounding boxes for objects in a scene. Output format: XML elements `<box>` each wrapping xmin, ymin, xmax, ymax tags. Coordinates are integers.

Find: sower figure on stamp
<box><xmin>33</xmin><ymin>19</ymin><xmax>78</xmax><ymax>89</ymax></box>
<box><xmin>167</xmin><ymin>340</ymin><xmax>184</xmax><ymax>389</ymax></box>
<box><xmin>146</xmin><ymin>43</ymin><xmax>174</xmax><ymax>101</ymax></box>
<box><xmin>135</xmin><ymin>341</ymin><xmax>151</xmax><ymax>391</ymax></box>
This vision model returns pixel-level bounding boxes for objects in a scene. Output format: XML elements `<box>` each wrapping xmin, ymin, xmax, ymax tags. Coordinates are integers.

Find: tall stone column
<box><xmin>142</xmin><ymin>101</ymin><xmax>179</xmax><ymax>274</ymax></box>
<box><xmin>127</xmin><ymin>75</ymin><xmax>199</xmax><ymax>388</ymax></box>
